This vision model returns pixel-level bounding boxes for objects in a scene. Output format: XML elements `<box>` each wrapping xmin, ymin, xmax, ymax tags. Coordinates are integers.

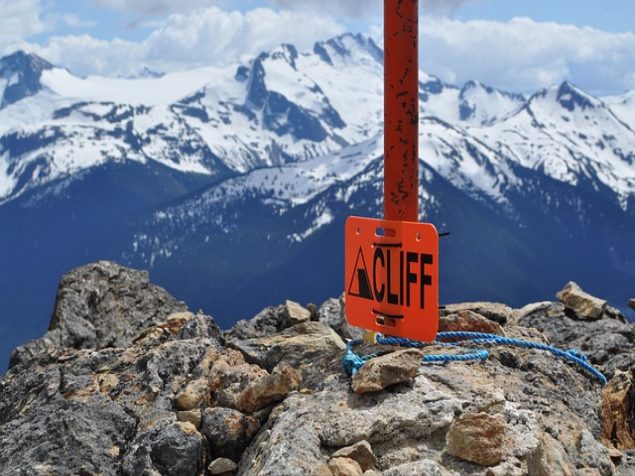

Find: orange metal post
<box><xmin>384</xmin><ymin>0</ymin><xmax>419</xmax><ymax>222</ymax></box>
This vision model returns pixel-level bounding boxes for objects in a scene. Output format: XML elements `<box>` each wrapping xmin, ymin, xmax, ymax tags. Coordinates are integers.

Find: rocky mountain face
<box><xmin>1</xmin><ymin>33</ymin><xmax>635</xmax><ymax>370</ymax></box>
<box><xmin>1</xmin><ymin>261</ymin><xmax>634</xmax><ymax>475</ymax></box>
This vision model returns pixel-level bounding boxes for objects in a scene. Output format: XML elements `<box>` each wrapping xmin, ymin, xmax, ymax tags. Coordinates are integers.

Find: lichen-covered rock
<box><xmin>319</xmin><ymin>296</ymin><xmax>364</xmax><ymax>340</ymax></box>
<box><xmin>445</xmin><ymin>412</ymin><xmax>506</xmax><ymax>466</ymax></box>
<box><xmin>440</xmin><ymin>302</ymin><xmax>512</xmax><ymax>325</ymax></box>
<box><xmin>439</xmin><ymin>309</ymin><xmax>505</xmax><ymax>335</ymax></box>
<box><xmin>227</xmin><ymin>321</ymin><xmax>346</xmax><ymax>390</ymax></box>
<box><xmin>557</xmin><ymin>281</ymin><xmax>607</xmax><ymax>319</ymax></box>
<box><xmin>225</xmin><ymin>300</ymin><xmax>311</xmax><ymax>341</ymax></box>
<box><xmin>517</xmin><ymin>301</ymin><xmax>635</xmax><ymax>379</ymax></box>
<box><xmin>201</xmin><ymin>407</ymin><xmax>260</xmax><ymax>460</ymax></box>
<box><xmin>122</xmin><ymin>420</ymin><xmax>205</xmax><ymax>476</ymax></box>
<box><xmin>236</xmin><ymin>365</ymin><xmax>302</xmax><ymax>413</ymax></box>
<box><xmin>175</xmin><ymin>377</ymin><xmax>210</xmax><ymax>410</ymax></box>
<box><xmin>351</xmin><ymin>349</ymin><xmax>424</xmax><ymax>394</ymax></box>
<box><xmin>10</xmin><ymin>261</ymin><xmax>189</xmax><ymax>367</ymax></box>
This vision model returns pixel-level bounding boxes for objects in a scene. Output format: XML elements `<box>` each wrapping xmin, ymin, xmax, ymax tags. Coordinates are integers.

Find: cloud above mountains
<box><xmin>2</xmin><ymin>1</ymin><xmax>635</xmax><ymax>95</ymax></box>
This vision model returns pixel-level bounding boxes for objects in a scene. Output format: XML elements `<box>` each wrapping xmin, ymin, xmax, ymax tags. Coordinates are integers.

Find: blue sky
<box><xmin>3</xmin><ymin>0</ymin><xmax>635</xmax><ymax>94</ymax></box>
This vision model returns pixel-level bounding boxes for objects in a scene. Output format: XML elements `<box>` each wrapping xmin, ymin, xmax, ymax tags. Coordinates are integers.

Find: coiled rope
<box><xmin>343</xmin><ymin>331</ymin><xmax>607</xmax><ymax>385</ymax></box>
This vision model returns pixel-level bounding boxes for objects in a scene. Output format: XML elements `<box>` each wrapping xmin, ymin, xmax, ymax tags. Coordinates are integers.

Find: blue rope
<box><xmin>342</xmin><ymin>331</ymin><xmax>607</xmax><ymax>385</ymax></box>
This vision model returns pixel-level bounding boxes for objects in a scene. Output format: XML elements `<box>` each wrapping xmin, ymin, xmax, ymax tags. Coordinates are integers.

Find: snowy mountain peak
<box><xmin>0</xmin><ymin>50</ymin><xmax>53</xmax><ymax>108</ymax></box>
<box><xmin>313</xmin><ymin>33</ymin><xmax>383</xmax><ymax>66</ymax></box>
<box><xmin>556</xmin><ymin>81</ymin><xmax>599</xmax><ymax>112</ymax></box>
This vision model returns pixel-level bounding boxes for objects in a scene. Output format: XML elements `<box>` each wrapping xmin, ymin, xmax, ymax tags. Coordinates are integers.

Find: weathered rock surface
<box><xmin>518</xmin><ymin>301</ymin><xmax>635</xmax><ymax>379</ymax></box>
<box><xmin>331</xmin><ymin>440</ymin><xmax>378</xmax><ymax>471</ymax></box>
<box><xmin>9</xmin><ymin>261</ymin><xmax>190</xmax><ymax>368</ymax></box>
<box><xmin>352</xmin><ymin>349</ymin><xmax>424</xmax><ymax>394</ymax></box>
<box><xmin>439</xmin><ymin>309</ymin><xmax>505</xmax><ymax>335</ymax></box>
<box><xmin>440</xmin><ymin>302</ymin><xmax>512</xmax><ymax>325</ymax></box>
<box><xmin>527</xmin><ymin>432</ymin><xmax>575</xmax><ymax>476</ymax></box>
<box><xmin>557</xmin><ymin>281</ymin><xmax>607</xmax><ymax>320</ymax></box>
<box><xmin>601</xmin><ymin>370</ymin><xmax>635</xmax><ymax>450</ymax></box>
<box><xmin>1</xmin><ymin>261</ymin><xmax>635</xmax><ymax>476</ymax></box>
<box><xmin>445</xmin><ymin>412</ymin><xmax>506</xmax><ymax>466</ymax></box>
<box><xmin>208</xmin><ymin>457</ymin><xmax>238</xmax><ymax>475</ymax></box>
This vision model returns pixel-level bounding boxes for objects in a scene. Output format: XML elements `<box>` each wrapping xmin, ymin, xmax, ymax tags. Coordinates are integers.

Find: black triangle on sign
<box><xmin>348</xmin><ymin>247</ymin><xmax>374</xmax><ymax>300</ymax></box>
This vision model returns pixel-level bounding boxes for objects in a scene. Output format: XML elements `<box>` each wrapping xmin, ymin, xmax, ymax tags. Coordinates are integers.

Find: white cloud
<box><xmin>0</xmin><ymin>0</ymin><xmax>47</xmax><ymax>54</ymax></box>
<box><xmin>143</xmin><ymin>7</ymin><xmax>343</xmax><ymax>69</ymax></box>
<box><xmin>89</xmin><ymin>0</ymin><xmax>476</xmax><ymax>18</ymax></box>
<box><xmin>7</xmin><ymin>2</ymin><xmax>635</xmax><ymax>96</ymax></box>
<box><xmin>28</xmin><ymin>35</ymin><xmax>143</xmax><ymax>77</ymax></box>
<box><xmin>91</xmin><ymin>0</ymin><xmax>212</xmax><ymax>15</ymax></box>
<box><xmin>25</xmin><ymin>6</ymin><xmax>343</xmax><ymax>76</ymax></box>
<box><xmin>421</xmin><ymin>17</ymin><xmax>635</xmax><ymax>93</ymax></box>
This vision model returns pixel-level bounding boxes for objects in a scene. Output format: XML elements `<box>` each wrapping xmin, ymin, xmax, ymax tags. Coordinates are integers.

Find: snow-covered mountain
<box><xmin>1</xmin><ymin>33</ymin><xmax>635</xmax><ymax>369</ymax></box>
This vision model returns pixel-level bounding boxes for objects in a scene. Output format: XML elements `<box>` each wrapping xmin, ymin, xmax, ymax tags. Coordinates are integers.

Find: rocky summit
<box><xmin>1</xmin><ymin>262</ymin><xmax>635</xmax><ymax>476</ymax></box>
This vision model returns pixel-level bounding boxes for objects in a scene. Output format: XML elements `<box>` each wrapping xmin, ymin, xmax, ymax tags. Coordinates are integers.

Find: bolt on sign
<box><xmin>345</xmin><ymin>0</ymin><xmax>440</xmax><ymax>342</ymax></box>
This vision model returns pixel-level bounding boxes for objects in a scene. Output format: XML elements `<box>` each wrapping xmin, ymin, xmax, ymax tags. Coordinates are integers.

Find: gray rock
<box><xmin>228</xmin><ymin>321</ymin><xmax>346</xmax><ymax>390</ymax></box>
<box><xmin>226</xmin><ymin>300</ymin><xmax>311</xmax><ymax>342</ymax></box>
<box><xmin>352</xmin><ymin>349</ymin><xmax>424</xmax><ymax>394</ymax></box>
<box><xmin>440</xmin><ymin>302</ymin><xmax>512</xmax><ymax>325</ymax></box>
<box><xmin>575</xmin><ymin>430</ymin><xmax>614</xmax><ymax>476</ymax></box>
<box><xmin>527</xmin><ymin>432</ymin><xmax>575</xmax><ymax>476</ymax></box>
<box><xmin>209</xmin><ymin>457</ymin><xmax>238</xmax><ymax>474</ymax></box>
<box><xmin>557</xmin><ymin>281</ymin><xmax>607</xmax><ymax>320</ymax></box>
<box><xmin>10</xmin><ymin>261</ymin><xmax>189</xmax><ymax>367</ymax></box>
<box><xmin>319</xmin><ymin>296</ymin><xmax>364</xmax><ymax>341</ymax></box>
<box><xmin>629</xmin><ymin>299</ymin><xmax>635</xmax><ymax>311</ymax></box>
<box><xmin>331</xmin><ymin>440</ymin><xmax>378</xmax><ymax>471</ymax></box>
<box><xmin>281</xmin><ymin>300</ymin><xmax>311</xmax><ymax>328</ymax></box>
<box><xmin>236</xmin><ymin>365</ymin><xmax>302</xmax><ymax>413</ymax></box>
<box><xmin>517</xmin><ymin>302</ymin><xmax>635</xmax><ymax>379</ymax></box>
<box><xmin>201</xmin><ymin>407</ymin><xmax>260</xmax><ymax>460</ymax></box>
<box><xmin>122</xmin><ymin>420</ymin><xmax>205</xmax><ymax>476</ymax></box>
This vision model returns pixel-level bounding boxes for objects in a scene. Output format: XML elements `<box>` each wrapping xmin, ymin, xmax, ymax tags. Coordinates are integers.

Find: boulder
<box><xmin>228</xmin><ymin>321</ymin><xmax>346</xmax><ymax>390</ymax></box>
<box><xmin>445</xmin><ymin>412</ymin><xmax>506</xmax><ymax>466</ymax></box>
<box><xmin>175</xmin><ymin>378</ymin><xmax>210</xmax><ymax>410</ymax></box>
<box><xmin>441</xmin><ymin>302</ymin><xmax>512</xmax><ymax>325</ymax></box>
<box><xmin>331</xmin><ymin>440</ymin><xmax>377</xmax><ymax>471</ymax></box>
<box><xmin>208</xmin><ymin>457</ymin><xmax>238</xmax><ymax>475</ymax></box>
<box><xmin>281</xmin><ymin>300</ymin><xmax>311</xmax><ymax>328</ymax></box>
<box><xmin>352</xmin><ymin>349</ymin><xmax>423</xmax><ymax>394</ymax></box>
<box><xmin>9</xmin><ymin>261</ymin><xmax>191</xmax><ymax>367</ymax></box>
<box><xmin>201</xmin><ymin>407</ymin><xmax>260</xmax><ymax>460</ymax></box>
<box><xmin>557</xmin><ymin>281</ymin><xmax>607</xmax><ymax>319</ymax></box>
<box><xmin>122</xmin><ymin>421</ymin><xmax>205</xmax><ymax>476</ymax></box>
<box><xmin>236</xmin><ymin>365</ymin><xmax>302</xmax><ymax>413</ymax></box>
<box><xmin>439</xmin><ymin>309</ymin><xmax>505</xmax><ymax>335</ymax></box>
<box><xmin>517</xmin><ymin>301</ymin><xmax>635</xmax><ymax>379</ymax></box>
<box><xmin>225</xmin><ymin>300</ymin><xmax>311</xmax><ymax>341</ymax></box>
<box><xmin>328</xmin><ymin>457</ymin><xmax>363</xmax><ymax>476</ymax></box>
